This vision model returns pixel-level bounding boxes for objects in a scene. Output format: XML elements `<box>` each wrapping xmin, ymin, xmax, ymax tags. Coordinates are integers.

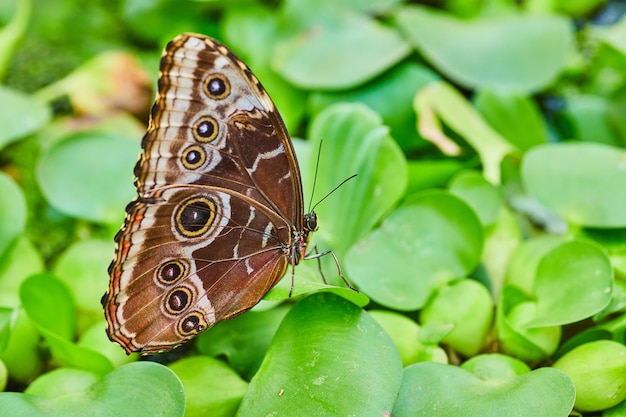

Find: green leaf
<box><xmin>0</xmin><ymin>309</ymin><xmax>43</xmax><ymax>383</ymax></box>
<box><xmin>197</xmin><ymin>307</ymin><xmax>290</xmax><ymax>380</ymax></box>
<box><xmin>496</xmin><ymin>286</ymin><xmax>561</xmax><ymax>364</ymax></box>
<box><xmin>0</xmin><ymin>362</ymin><xmax>184</xmax><ymax>417</ymax></box>
<box><xmin>558</xmin><ymin>95</ymin><xmax>620</xmax><ymax>145</ymax></box>
<box><xmin>0</xmin><ymin>236</ymin><xmax>44</xmax><ymax>307</ymax></box>
<box><xmin>395</xmin><ymin>6</ymin><xmax>574</xmax><ymax>92</ymax></box>
<box><xmin>406</xmin><ymin>159</ymin><xmax>466</xmax><ymax>194</ymax></box>
<box><xmin>369</xmin><ymin>310</ymin><xmax>422</xmax><ymax>366</ymax></box>
<box><xmin>448</xmin><ymin>170</ymin><xmax>504</xmax><ymax>226</ymax></box>
<box><xmin>528</xmin><ymin>240</ymin><xmax>613</xmax><ymax>327</ymax></box>
<box><xmin>283</xmin><ymin>0</ymin><xmax>402</xmax><ymax>14</ymax></box>
<box><xmin>554</xmin><ymin>340</ymin><xmax>626</xmax><ymax>412</ymax></box>
<box><xmin>522</xmin><ymin>142</ymin><xmax>626</xmax><ymax>228</ymax></box>
<box><xmin>309</xmin><ymin>63</ymin><xmax>439</xmax><ymax>150</ymax></box>
<box><xmin>481</xmin><ymin>208</ymin><xmax>523</xmax><ymax>300</ymax></box>
<box><xmin>25</xmin><ymin>368</ymin><xmax>100</xmax><ymax>398</ymax></box>
<box><xmin>0</xmin><ymin>357</ymin><xmax>6</xmax><ymax>391</ymax></box>
<box><xmin>420</xmin><ymin>279</ymin><xmax>494</xmax><ymax>357</ymax></box>
<box><xmin>0</xmin><ymin>86</ymin><xmax>50</xmax><ymax>149</ymax></box>
<box><xmin>77</xmin><ymin>321</ymin><xmax>136</xmax><ymax>369</ymax></box>
<box><xmin>394</xmin><ymin>360</ymin><xmax>575</xmax><ymax>416</ymax></box>
<box><xmin>266</xmin><ymin>259</ymin><xmax>369</xmax><ymax>306</ymax></box>
<box><xmin>52</xmin><ymin>239</ymin><xmax>112</xmax><ymax>333</ymax></box>
<box><xmin>20</xmin><ymin>273</ymin><xmax>75</xmax><ymax>341</ymax></box>
<box><xmin>36</xmin><ymin>131</ymin><xmax>137</xmax><ymax>225</ymax></box>
<box><xmin>274</xmin><ymin>8</ymin><xmax>410</xmax><ymax>89</ymax></box>
<box><xmin>0</xmin><ymin>171</ymin><xmax>27</xmax><ymax>257</ymax></box>
<box><xmin>474</xmin><ymin>90</ymin><xmax>550</xmax><ymax>151</ymax></box>
<box><xmin>0</xmin><ymin>307</ymin><xmax>13</xmax><ymax>353</ymax></box>
<box><xmin>20</xmin><ymin>273</ymin><xmax>113</xmax><ymax>375</ymax></box>
<box><xmin>505</xmin><ymin>235</ymin><xmax>567</xmax><ymax>295</ymax></box>
<box><xmin>238</xmin><ymin>293</ymin><xmax>403</xmax><ymax>416</ymax></box>
<box><xmin>307</xmin><ymin>103</ymin><xmax>407</xmax><ymax>258</ymax></box>
<box><xmin>345</xmin><ymin>191</ymin><xmax>483</xmax><ymax>311</ymax></box>
<box><xmin>169</xmin><ymin>356</ymin><xmax>248</xmax><ymax>417</ymax></box>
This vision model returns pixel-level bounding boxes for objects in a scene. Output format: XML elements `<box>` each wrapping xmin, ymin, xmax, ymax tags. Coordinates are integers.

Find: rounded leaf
<box><xmin>36</xmin><ymin>131</ymin><xmax>137</xmax><ymax>225</ymax></box>
<box><xmin>395</xmin><ymin>6</ymin><xmax>574</xmax><ymax>92</ymax></box>
<box><xmin>274</xmin><ymin>9</ymin><xmax>410</xmax><ymax>89</ymax></box>
<box><xmin>522</xmin><ymin>143</ymin><xmax>626</xmax><ymax>228</ymax></box>
<box><xmin>420</xmin><ymin>279</ymin><xmax>494</xmax><ymax>357</ymax></box>
<box><xmin>346</xmin><ymin>191</ymin><xmax>483</xmax><ymax>310</ymax></box>
<box><xmin>529</xmin><ymin>240</ymin><xmax>612</xmax><ymax>327</ymax></box>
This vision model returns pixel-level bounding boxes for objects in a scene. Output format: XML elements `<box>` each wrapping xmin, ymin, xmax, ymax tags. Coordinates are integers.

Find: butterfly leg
<box><xmin>289</xmin><ymin>263</ymin><xmax>297</xmax><ymax>297</ymax></box>
<box><xmin>304</xmin><ymin>245</ymin><xmax>357</xmax><ymax>291</ymax></box>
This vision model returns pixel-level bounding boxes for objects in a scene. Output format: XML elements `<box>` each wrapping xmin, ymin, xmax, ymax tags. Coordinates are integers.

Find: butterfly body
<box><xmin>102</xmin><ymin>34</ymin><xmax>311</xmax><ymax>354</ymax></box>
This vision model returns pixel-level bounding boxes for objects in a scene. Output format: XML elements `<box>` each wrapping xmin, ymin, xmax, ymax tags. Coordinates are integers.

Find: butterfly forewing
<box><xmin>103</xmin><ymin>34</ymin><xmax>307</xmax><ymax>354</ymax></box>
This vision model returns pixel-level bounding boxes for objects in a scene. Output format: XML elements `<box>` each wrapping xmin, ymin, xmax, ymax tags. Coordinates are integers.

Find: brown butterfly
<box><xmin>102</xmin><ymin>33</ymin><xmax>324</xmax><ymax>354</ymax></box>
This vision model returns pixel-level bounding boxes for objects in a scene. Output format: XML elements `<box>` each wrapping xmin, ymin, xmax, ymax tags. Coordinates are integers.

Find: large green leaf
<box><xmin>395</xmin><ymin>6</ymin><xmax>574</xmax><ymax>92</ymax></box>
<box><xmin>237</xmin><ymin>293</ymin><xmax>403</xmax><ymax>416</ymax></box>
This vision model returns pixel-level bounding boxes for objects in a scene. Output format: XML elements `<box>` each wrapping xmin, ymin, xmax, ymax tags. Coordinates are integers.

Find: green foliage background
<box><xmin>1</xmin><ymin>0</ymin><xmax>626</xmax><ymax>416</ymax></box>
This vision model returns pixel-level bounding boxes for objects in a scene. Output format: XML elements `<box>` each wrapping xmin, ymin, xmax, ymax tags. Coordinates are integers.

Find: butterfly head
<box><xmin>303</xmin><ymin>211</ymin><xmax>319</xmax><ymax>233</ymax></box>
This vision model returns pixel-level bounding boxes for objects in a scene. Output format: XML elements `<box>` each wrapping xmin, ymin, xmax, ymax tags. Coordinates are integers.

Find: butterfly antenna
<box><xmin>307</xmin><ymin>140</ymin><xmax>324</xmax><ymax>213</ymax></box>
<box><xmin>310</xmin><ymin>174</ymin><xmax>357</xmax><ymax>212</ymax></box>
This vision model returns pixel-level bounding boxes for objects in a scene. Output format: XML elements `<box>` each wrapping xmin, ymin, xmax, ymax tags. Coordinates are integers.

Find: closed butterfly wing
<box><xmin>103</xmin><ymin>34</ymin><xmax>308</xmax><ymax>354</ymax></box>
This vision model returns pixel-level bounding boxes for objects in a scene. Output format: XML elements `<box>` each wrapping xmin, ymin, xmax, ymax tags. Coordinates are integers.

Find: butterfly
<box><xmin>102</xmin><ymin>33</ymin><xmax>326</xmax><ymax>354</ymax></box>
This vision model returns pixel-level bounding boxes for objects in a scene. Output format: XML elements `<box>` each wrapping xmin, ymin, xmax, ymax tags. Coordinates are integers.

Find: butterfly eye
<box><xmin>304</xmin><ymin>212</ymin><xmax>318</xmax><ymax>232</ymax></box>
<box><xmin>156</xmin><ymin>260</ymin><xmax>187</xmax><ymax>285</ymax></box>
<box><xmin>204</xmin><ymin>73</ymin><xmax>230</xmax><ymax>99</ymax></box>
<box><xmin>181</xmin><ymin>145</ymin><xmax>206</xmax><ymax>170</ymax></box>
<box><xmin>193</xmin><ymin>116</ymin><xmax>219</xmax><ymax>142</ymax></box>
<box><xmin>174</xmin><ymin>197</ymin><xmax>217</xmax><ymax>238</ymax></box>
<box><xmin>165</xmin><ymin>287</ymin><xmax>192</xmax><ymax>314</ymax></box>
